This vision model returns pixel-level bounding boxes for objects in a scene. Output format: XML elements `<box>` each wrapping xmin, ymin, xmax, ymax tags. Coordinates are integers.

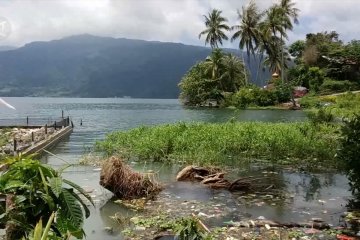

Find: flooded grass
<box><xmin>96</xmin><ymin>122</ymin><xmax>340</xmax><ymax>169</ymax></box>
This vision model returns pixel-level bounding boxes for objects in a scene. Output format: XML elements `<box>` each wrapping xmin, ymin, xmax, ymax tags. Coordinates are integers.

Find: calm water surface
<box><xmin>0</xmin><ymin>98</ymin><xmax>351</xmax><ymax>240</ymax></box>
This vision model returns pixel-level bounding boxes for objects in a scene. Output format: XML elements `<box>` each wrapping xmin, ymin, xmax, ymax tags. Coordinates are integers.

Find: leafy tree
<box><xmin>199</xmin><ymin>9</ymin><xmax>230</xmax><ymax>49</ymax></box>
<box><xmin>179</xmin><ymin>50</ymin><xmax>246</xmax><ymax>106</ymax></box>
<box><xmin>289</xmin><ymin>40</ymin><xmax>305</xmax><ymax>63</ymax></box>
<box><xmin>308</xmin><ymin>67</ymin><xmax>325</xmax><ymax>92</ymax></box>
<box><xmin>221</xmin><ymin>53</ymin><xmax>247</xmax><ymax>92</ymax></box>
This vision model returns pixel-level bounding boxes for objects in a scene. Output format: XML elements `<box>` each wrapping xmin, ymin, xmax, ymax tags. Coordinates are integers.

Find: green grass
<box><xmin>96</xmin><ymin>122</ymin><xmax>340</xmax><ymax>169</ymax></box>
<box><xmin>300</xmin><ymin>92</ymin><xmax>360</xmax><ymax>118</ymax></box>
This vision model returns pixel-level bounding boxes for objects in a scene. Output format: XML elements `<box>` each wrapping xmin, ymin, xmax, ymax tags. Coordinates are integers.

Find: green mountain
<box><xmin>0</xmin><ymin>34</ymin><xmax>269</xmax><ymax>98</ymax></box>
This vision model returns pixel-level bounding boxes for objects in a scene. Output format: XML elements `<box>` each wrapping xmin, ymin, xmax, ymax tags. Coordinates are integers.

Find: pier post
<box><xmin>13</xmin><ymin>139</ymin><xmax>16</xmax><ymax>154</ymax></box>
<box><xmin>31</xmin><ymin>132</ymin><xmax>34</xmax><ymax>142</ymax></box>
<box><xmin>80</xmin><ymin>119</ymin><xmax>82</xmax><ymax>126</ymax></box>
<box><xmin>45</xmin><ymin>124</ymin><xmax>47</xmax><ymax>134</ymax></box>
<box><xmin>62</xmin><ymin>110</ymin><xmax>64</xmax><ymax>119</ymax></box>
<box><xmin>26</xmin><ymin>116</ymin><xmax>29</xmax><ymax>126</ymax></box>
<box><xmin>54</xmin><ymin>121</ymin><xmax>57</xmax><ymax>130</ymax></box>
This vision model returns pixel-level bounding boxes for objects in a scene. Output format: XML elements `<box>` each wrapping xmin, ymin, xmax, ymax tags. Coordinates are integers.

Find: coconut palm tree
<box><xmin>231</xmin><ymin>1</ymin><xmax>262</xmax><ymax>83</ymax></box>
<box><xmin>278</xmin><ymin>0</ymin><xmax>300</xmax><ymax>82</ymax></box>
<box><xmin>221</xmin><ymin>53</ymin><xmax>247</xmax><ymax>91</ymax></box>
<box><xmin>260</xmin><ymin>5</ymin><xmax>290</xmax><ymax>79</ymax></box>
<box><xmin>204</xmin><ymin>48</ymin><xmax>225</xmax><ymax>81</ymax></box>
<box><xmin>199</xmin><ymin>9</ymin><xmax>230</xmax><ymax>49</ymax></box>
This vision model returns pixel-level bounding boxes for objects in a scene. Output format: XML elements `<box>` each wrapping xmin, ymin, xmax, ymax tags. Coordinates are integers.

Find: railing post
<box><xmin>31</xmin><ymin>132</ymin><xmax>34</xmax><ymax>142</ymax></box>
<box><xmin>13</xmin><ymin>139</ymin><xmax>16</xmax><ymax>154</ymax></box>
<box><xmin>45</xmin><ymin>124</ymin><xmax>47</xmax><ymax>134</ymax></box>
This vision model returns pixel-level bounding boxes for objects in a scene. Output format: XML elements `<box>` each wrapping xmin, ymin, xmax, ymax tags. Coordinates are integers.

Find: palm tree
<box><xmin>231</xmin><ymin>1</ymin><xmax>262</xmax><ymax>83</ymax></box>
<box><xmin>260</xmin><ymin>5</ymin><xmax>289</xmax><ymax>79</ymax></box>
<box><xmin>204</xmin><ymin>48</ymin><xmax>225</xmax><ymax>81</ymax></box>
<box><xmin>221</xmin><ymin>53</ymin><xmax>247</xmax><ymax>91</ymax></box>
<box><xmin>199</xmin><ymin>9</ymin><xmax>230</xmax><ymax>49</ymax></box>
<box><xmin>278</xmin><ymin>0</ymin><xmax>300</xmax><ymax>82</ymax></box>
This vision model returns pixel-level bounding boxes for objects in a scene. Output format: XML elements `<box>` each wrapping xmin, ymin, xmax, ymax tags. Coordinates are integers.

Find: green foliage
<box><xmin>299</xmin><ymin>95</ymin><xmax>323</xmax><ymax>108</ymax></box>
<box><xmin>306</xmin><ymin>108</ymin><xmax>334</xmax><ymax>125</ymax></box>
<box><xmin>24</xmin><ymin>212</ymin><xmax>62</xmax><ymax>240</ymax></box>
<box><xmin>289</xmin><ymin>40</ymin><xmax>305</xmax><ymax>63</ymax></box>
<box><xmin>291</xmin><ymin>31</ymin><xmax>360</xmax><ymax>84</ymax></box>
<box><xmin>0</xmin><ymin>156</ymin><xmax>94</xmax><ymax>239</ymax></box>
<box><xmin>231</xmin><ymin>85</ymin><xmax>289</xmax><ymax>109</ymax></box>
<box><xmin>320</xmin><ymin>78</ymin><xmax>359</xmax><ymax>94</ymax></box>
<box><xmin>179</xmin><ymin>49</ymin><xmax>246</xmax><ymax>106</ymax></box>
<box><xmin>96</xmin><ymin>122</ymin><xmax>339</xmax><ymax>168</ymax></box>
<box><xmin>308</xmin><ymin>67</ymin><xmax>324</xmax><ymax>92</ymax></box>
<box><xmin>175</xmin><ymin>217</ymin><xmax>211</xmax><ymax>240</ymax></box>
<box><xmin>337</xmin><ymin>115</ymin><xmax>360</xmax><ymax>195</ymax></box>
<box><xmin>199</xmin><ymin>9</ymin><xmax>230</xmax><ymax>49</ymax></box>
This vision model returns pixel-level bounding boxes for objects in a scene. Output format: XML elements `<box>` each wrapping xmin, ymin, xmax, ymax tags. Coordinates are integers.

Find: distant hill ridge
<box><xmin>0</xmin><ymin>34</ymin><xmax>269</xmax><ymax>98</ymax></box>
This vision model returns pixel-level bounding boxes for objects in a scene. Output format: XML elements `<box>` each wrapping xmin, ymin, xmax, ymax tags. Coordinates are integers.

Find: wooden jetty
<box><xmin>0</xmin><ymin>114</ymin><xmax>74</xmax><ymax>156</ymax></box>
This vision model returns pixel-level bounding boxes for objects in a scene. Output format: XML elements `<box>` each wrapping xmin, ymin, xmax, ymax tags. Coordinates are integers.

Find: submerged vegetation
<box><xmin>96</xmin><ymin>121</ymin><xmax>339</xmax><ymax>169</ymax></box>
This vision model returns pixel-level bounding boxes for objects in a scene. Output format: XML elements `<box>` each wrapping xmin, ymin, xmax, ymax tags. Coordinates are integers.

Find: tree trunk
<box><xmin>241</xmin><ymin>51</ymin><xmax>248</xmax><ymax>84</ymax></box>
<box><xmin>256</xmin><ymin>51</ymin><xmax>265</xmax><ymax>86</ymax></box>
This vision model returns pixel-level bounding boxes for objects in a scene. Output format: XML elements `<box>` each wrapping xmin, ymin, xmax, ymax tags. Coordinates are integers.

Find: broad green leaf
<box><xmin>3</xmin><ymin>180</ymin><xmax>25</xmax><ymax>191</ymax></box>
<box><xmin>49</xmin><ymin>177</ymin><xmax>63</xmax><ymax>198</ymax></box>
<box><xmin>67</xmin><ymin>189</ymin><xmax>91</xmax><ymax>218</ymax></box>
<box><xmin>60</xmin><ymin>189</ymin><xmax>84</xmax><ymax>238</ymax></box>
<box><xmin>63</xmin><ymin>179</ymin><xmax>94</xmax><ymax>206</ymax></box>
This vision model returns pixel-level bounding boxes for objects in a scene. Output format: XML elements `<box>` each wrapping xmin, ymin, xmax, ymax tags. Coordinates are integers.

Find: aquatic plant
<box><xmin>0</xmin><ymin>155</ymin><xmax>94</xmax><ymax>239</ymax></box>
<box><xmin>96</xmin><ymin>122</ymin><xmax>339</xmax><ymax>169</ymax></box>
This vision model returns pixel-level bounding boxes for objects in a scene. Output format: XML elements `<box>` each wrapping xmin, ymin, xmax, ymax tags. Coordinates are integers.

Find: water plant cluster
<box><xmin>96</xmin><ymin>121</ymin><xmax>339</xmax><ymax>169</ymax></box>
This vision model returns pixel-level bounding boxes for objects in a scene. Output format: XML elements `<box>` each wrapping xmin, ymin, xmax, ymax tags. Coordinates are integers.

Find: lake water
<box><xmin>0</xmin><ymin>97</ymin><xmax>351</xmax><ymax>240</ymax></box>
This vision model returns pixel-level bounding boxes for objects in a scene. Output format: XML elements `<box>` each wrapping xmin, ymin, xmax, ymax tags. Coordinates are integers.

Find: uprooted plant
<box><xmin>100</xmin><ymin>156</ymin><xmax>163</xmax><ymax>199</ymax></box>
<box><xmin>0</xmin><ymin>155</ymin><xmax>94</xmax><ymax>240</ymax></box>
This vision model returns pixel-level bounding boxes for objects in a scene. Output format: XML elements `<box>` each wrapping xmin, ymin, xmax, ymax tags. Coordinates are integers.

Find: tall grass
<box><xmin>96</xmin><ymin>122</ymin><xmax>339</xmax><ymax>168</ymax></box>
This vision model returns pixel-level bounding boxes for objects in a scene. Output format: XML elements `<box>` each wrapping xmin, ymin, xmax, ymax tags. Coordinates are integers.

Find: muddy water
<box><xmin>0</xmin><ymin>98</ymin><xmax>351</xmax><ymax>240</ymax></box>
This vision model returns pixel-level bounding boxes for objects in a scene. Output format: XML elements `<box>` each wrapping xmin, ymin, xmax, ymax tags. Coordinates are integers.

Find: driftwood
<box><xmin>176</xmin><ymin>165</ymin><xmax>260</xmax><ymax>192</ymax></box>
<box><xmin>100</xmin><ymin>157</ymin><xmax>163</xmax><ymax>199</ymax></box>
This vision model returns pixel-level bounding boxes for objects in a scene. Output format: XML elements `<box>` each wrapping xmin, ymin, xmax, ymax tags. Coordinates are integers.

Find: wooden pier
<box><xmin>0</xmin><ymin>114</ymin><xmax>74</xmax><ymax>156</ymax></box>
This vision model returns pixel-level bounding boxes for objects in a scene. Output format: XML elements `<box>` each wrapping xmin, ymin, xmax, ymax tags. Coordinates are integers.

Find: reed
<box><xmin>96</xmin><ymin>122</ymin><xmax>339</xmax><ymax>168</ymax></box>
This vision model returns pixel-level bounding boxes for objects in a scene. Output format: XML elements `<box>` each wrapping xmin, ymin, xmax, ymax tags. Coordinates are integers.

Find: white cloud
<box><xmin>0</xmin><ymin>0</ymin><xmax>359</xmax><ymax>47</ymax></box>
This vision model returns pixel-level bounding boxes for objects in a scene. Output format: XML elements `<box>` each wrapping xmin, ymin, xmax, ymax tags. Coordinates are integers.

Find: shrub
<box><xmin>307</xmin><ymin>108</ymin><xmax>334</xmax><ymax>124</ymax></box>
<box><xmin>232</xmin><ymin>87</ymin><xmax>277</xmax><ymax>108</ymax></box>
<box><xmin>0</xmin><ymin>156</ymin><xmax>94</xmax><ymax>239</ymax></box>
<box><xmin>320</xmin><ymin>78</ymin><xmax>359</xmax><ymax>94</ymax></box>
<box><xmin>308</xmin><ymin>67</ymin><xmax>325</xmax><ymax>92</ymax></box>
<box><xmin>337</xmin><ymin>115</ymin><xmax>360</xmax><ymax>194</ymax></box>
<box><xmin>299</xmin><ymin>96</ymin><xmax>323</xmax><ymax>108</ymax></box>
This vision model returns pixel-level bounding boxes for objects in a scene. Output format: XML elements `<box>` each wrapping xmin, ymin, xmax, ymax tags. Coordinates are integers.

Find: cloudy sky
<box><xmin>0</xmin><ymin>0</ymin><xmax>359</xmax><ymax>48</ymax></box>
